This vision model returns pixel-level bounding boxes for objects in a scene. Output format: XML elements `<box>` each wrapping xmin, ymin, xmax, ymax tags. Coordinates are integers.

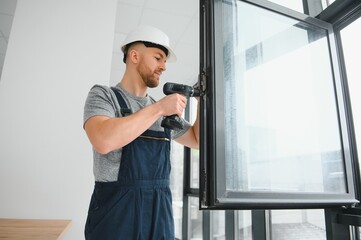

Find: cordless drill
<box><xmin>161</xmin><ymin>82</ymin><xmax>200</xmax><ymax>130</ymax></box>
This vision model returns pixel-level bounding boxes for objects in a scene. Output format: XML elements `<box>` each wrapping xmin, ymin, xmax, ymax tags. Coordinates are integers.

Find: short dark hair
<box><xmin>123</xmin><ymin>41</ymin><xmax>169</xmax><ymax>63</ymax></box>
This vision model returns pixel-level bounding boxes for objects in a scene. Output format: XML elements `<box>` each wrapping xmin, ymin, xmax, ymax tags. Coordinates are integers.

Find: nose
<box><xmin>160</xmin><ymin>60</ymin><xmax>166</xmax><ymax>72</ymax></box>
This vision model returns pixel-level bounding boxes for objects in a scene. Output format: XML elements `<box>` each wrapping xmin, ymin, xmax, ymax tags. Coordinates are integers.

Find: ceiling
<box><xmin>0</xmin><ymin>0</ymin><xmax>199</xmax><ymax>100</ymax></box>
<box><xmin>111</xmin><ymin>0</ymin><xmax>200</xmax><ymax>100</ymax></box>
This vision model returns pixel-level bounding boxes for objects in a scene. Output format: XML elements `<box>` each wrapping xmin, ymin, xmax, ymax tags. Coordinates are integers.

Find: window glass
<box><xmin>238</xmin><ymin>211</ymin><xmax>253</xmax><ymax>239</ymax></box>
<box><xmin>219</xmin><ymin>0</ymin><xmax>346</xmax><ymax>195</ymax></box>
<box><xmin>265</xmin><ymin>0</ymin><xmax>304</xmax><ymax>13</ymax></box>
<box><xmin>340</xmin><ymin>19</ymin><xmax>361</xmax><ymax>238</ymax></box>
<box><xmin>209</xmin><ymin>210</ymin><xmax>253</xmax><ymax>239</ymax></box>
<box><xmin>321</xmin><ymin>0</ymin><xmax>337</xmax><ymax>8</ymax></box>
<box><xmin>340</xmin><ymin>17</ymin><xmax>361</xmax><ymax>179</ymax></box>
<box><xmin>191</xmin><ymin>148</ymin><xmax>200</xmax><ymax>188</ymax></box>
<box><xmin>212</xmin><ymin>211</ymin><xmax>225</xmax><ymax>239</ymax></box>
<box><xmin>190</xmin><ymin>197</ymin><xmax>203</xmax><ymax>239</ymax></box>
<box><xmin>170</xmin><ymin>141</ymin><xmax>184</xmax><ymax>239</ymax></box>
<box><xmin>265</xmin><ymin>0</ymin><xmax>336</xmax><ymax>14</ymax></box>
<box><xmin>271</xmin><ymin>209</ymin><xmax>326</xmax><ymax>239</ymax></box>
<box><xmin>190</xmin><ymin>98</ymin><xmax>200</xmax><ymax>188</ymax></box>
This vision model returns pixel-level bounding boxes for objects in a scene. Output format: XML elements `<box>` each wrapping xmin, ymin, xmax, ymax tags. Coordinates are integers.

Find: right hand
<box><xmin>157</xmin><ymin>93</ymin><xmax>187</xmax><ymax>117</ymax></box>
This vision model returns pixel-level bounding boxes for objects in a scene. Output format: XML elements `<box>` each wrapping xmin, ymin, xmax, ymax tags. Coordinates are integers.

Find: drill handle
<box><xmin>161</xmin><ymin>115</ymin><xmax>184</xmax><ymax>130</ymax></box>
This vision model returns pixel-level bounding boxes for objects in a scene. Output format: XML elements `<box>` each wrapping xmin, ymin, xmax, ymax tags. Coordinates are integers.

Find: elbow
<box><xmin>93</xmin><ymin>145</ymin><xmax>111</xmax><ymax>155</ymax></box>
<box><xmin>192</xmin><ymin>128</ymin><xmax>200</xmax><ymax>150</ymax></box>
<box><xmin>193</xmin><ymin>140</ymin><xmax>200</xmax><ymax>150</ymax></box>
<box><xmin>92</xmin><ymin>140</ymin><xmax>116</xmax><ymax>155</ymax></box>
<box><xmin>187</xmin><ymin>137</ymin><xmax>200</xmax><ymax>150</ymax></box>
<box><xmin>88</xmin><ymin>133</ymin><xmax>127</xmax><ymax>154</ymax></box>
<box><xmin>94</xmin><ymin>146</ymin><xmax>112</xmax><ymax>155</ymax></box>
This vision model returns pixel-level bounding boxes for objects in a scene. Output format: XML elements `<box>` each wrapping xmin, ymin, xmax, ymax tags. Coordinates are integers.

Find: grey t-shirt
<box><xmin>83</xmin><ymin>83</ymin><xmax>190</xmax><ymax>182</ymax></box>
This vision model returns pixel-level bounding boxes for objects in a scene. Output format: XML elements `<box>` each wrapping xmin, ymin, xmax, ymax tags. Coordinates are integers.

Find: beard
<box><xmin>137</xmin><ymin>61</ymin><xmax>160</xmax><ymax>88</ymax></box>
<box><xmin>143</xmin><ymin>76</ymin><xmax>159</xmax><ymax>88</ymax></box>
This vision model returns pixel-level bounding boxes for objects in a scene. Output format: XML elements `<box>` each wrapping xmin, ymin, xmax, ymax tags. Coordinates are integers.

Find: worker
<box><xmin>83</xmin><ymin>25</ymin><xmax>200</xmax><ymax>239</ymax></box>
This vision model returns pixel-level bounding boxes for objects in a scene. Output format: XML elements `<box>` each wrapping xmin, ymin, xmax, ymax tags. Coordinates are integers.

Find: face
<box><xmin>136</xmin><ymin>47</ymin><xmax>167</xmax><ymax>88</ymax></box>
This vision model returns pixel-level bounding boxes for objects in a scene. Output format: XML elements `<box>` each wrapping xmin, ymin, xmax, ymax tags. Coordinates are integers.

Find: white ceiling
<box><xmin>0</xmin><ymin>0</ymin><xmax>199</xmax><ymax>100</ymax></box>
<box><xmin>111</xmin><ymin>0</ymin><xmax>200</xmax><ymax>100</ymax></box>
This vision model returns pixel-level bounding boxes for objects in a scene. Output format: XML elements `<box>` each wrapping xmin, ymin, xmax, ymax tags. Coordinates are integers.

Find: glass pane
<box><xmin>238</xmin><ymin>211</ymin><xmax>252</xmax><ymax>239</ymax></box>
<box><xmin>190</xmin><ymin>98</ymin><xmax>200</xmax><ymax>188</ymax></box>
<box><xmin>190</xmin><ymin>197</ymin><xmax>203</xmax><ymax>239</ymax></box>
<box><xmin>271</xmin><ymin>209</ymin><xmax>326</xmax><ymax>240</ymax></box>
<box><xmin>220</xmin><ymin>0</ymin><xmax>346</xmax><ymax>194</ymax></box>
<box><xmin>209</xmin><ymin>210</ymin><xmax>252</xmax><ymax>239</ymax></box>
<box><xmin>265</xmin><ymin>0</ymin><xmax>336</xmax><ymax>14</ymax></box>
<box><xmin>266</xmin><ymin>0</ymin><xmax>304</xmax><ymax>13</ymax></box>
<box><xmin>211</xmin><ymin>211</ymin><xmax>225</xmax><ymax>239</ymax></box>
<box><xmin>340</xmin><ymin>17</ymin><xmax>361</xmax><ymax>180</ymax></box>
<box><xmin>170</xmin><ymin>141</ymin><xmax>184</xmax><ymax>239</ymax></box>
<box><xmin>321</xmin><ymin>0</ymin><xmax>337</xmax><ymax>8</ymax></box>
<box><xmin>191</xmin><ymin>148</ymin><xmax>200</xmax><ymax>188</ymax></box>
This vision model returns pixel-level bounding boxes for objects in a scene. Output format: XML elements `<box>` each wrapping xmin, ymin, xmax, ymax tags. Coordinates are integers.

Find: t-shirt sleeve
<box><xmin>83</xmin><ymin>85</ymin><xmax>117</xmax><ymax>128</ymax></box>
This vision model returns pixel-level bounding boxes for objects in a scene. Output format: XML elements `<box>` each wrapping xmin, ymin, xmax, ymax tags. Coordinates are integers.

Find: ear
<box><xmin>128</xmin><ymin>49</ymin><xmax>140</xmax><ymax>64</ymax></box>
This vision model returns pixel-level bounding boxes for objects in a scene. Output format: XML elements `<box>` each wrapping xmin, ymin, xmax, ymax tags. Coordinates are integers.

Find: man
<box><xmin>83</xmin><ymin>25</ymin><xmax>200</xmax><ymax>239</ymax></box>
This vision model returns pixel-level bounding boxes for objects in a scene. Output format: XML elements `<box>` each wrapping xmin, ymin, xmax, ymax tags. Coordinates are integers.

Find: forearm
<box><xmin>191</xmin><ymin>100</ymin><xmax>200</xmax><ymax>147</ymax></box>
<box><xmin>175</xmin><ymin>100</ymin><xmax>200</xmax><ymax>149</ymax></box>
<box><xmin>85</xmin><ymin>102</ymin><xmax>164</xmax><ymax>154</ymax></box>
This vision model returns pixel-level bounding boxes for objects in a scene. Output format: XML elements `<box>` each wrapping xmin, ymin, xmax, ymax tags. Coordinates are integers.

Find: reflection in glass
<box><xmin>221</xmin><ymin>1</ymin><xmax>346</xmax><ymax>194</ymax></box>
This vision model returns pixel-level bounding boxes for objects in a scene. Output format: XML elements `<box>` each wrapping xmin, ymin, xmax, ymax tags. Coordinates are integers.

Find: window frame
<box><xmin>199</xmin><ymin>0</ymin><xmax>359</xmax><ymax>210</ymax></box>
<box><xmin>329</xmin><ymin>2</ymin><xmax>361</xmax><ymax>203</ymax></box>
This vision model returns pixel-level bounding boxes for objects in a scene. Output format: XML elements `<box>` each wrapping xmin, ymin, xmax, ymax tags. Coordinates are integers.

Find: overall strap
<box><xmin>111</xmin><ymin>87</ymin><xmax>132</xmax><ymax>116</ymax></box>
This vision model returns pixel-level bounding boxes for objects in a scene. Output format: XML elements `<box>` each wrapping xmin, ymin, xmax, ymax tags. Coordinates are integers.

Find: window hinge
<box><xmin>198</xmin><ymin>71</ymin><xmax>207</xmax><ymax>96</ymax></box>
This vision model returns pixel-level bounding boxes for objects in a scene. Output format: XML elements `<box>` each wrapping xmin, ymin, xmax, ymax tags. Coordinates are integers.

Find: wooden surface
<box><xmin>0</xmin><ymin>218</ymin><xmax>72</xmax><ymax>240</ymax></box>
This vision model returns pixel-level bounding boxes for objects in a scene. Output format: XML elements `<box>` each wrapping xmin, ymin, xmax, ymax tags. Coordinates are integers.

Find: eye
<box><xmin>155</xmin><ymin>56</ymin><xmax>161</xmax><ymax>61</ymax></box>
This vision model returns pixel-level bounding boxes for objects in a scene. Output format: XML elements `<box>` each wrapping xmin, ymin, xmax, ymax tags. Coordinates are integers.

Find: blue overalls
<box><xmin>85</xmin><ymin>88</ymin><xmax>174</xmax><ymax>240</ymax></box>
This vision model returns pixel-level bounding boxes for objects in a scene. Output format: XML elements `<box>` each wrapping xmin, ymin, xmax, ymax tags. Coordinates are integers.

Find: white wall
<box><xmin>0</xmin><ymin>0</ymin><xmax>117</xmax><ymax>239</ymax></box>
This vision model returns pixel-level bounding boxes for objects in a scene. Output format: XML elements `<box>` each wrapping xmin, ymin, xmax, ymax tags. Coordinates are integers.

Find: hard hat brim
<box><xmin>121</xmin><ymin>26</ymin><xmax>177</xmax><ymax>63</ymax></box>
<box><xmin>122</xmin><ymin>41</ymin><xmax>177</xmax><ymax>63</ymax></box>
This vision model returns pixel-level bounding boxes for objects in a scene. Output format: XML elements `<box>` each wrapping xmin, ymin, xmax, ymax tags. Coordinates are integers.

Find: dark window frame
<box><xmin>199</xmin><ymin>0</ymin><xmax>360</xmax><ymax>210</ymax></box>
<box><xmin>181</xmin><ymin>0</ymin><xmax>361</xmax><ymax>239</ymax></box>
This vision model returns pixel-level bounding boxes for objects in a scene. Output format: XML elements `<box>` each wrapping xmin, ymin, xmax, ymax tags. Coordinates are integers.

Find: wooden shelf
<box><xmin>0</xmin><ymin>219</ymin><xmax>72</xmax><ymax>239</ymax></box>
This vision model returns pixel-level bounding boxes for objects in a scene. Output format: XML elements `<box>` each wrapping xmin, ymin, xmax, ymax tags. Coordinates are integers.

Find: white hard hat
<box><xmin>121</xmin><ymin>25</ymin><xmax>177</xmax><ymax>62</ymax></box>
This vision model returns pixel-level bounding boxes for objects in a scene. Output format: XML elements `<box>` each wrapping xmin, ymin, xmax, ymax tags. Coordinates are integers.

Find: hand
<box><xmin>158</xmin><ymin>93</ymin><xmax>187</xmax><ymax>117</ymax></box>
